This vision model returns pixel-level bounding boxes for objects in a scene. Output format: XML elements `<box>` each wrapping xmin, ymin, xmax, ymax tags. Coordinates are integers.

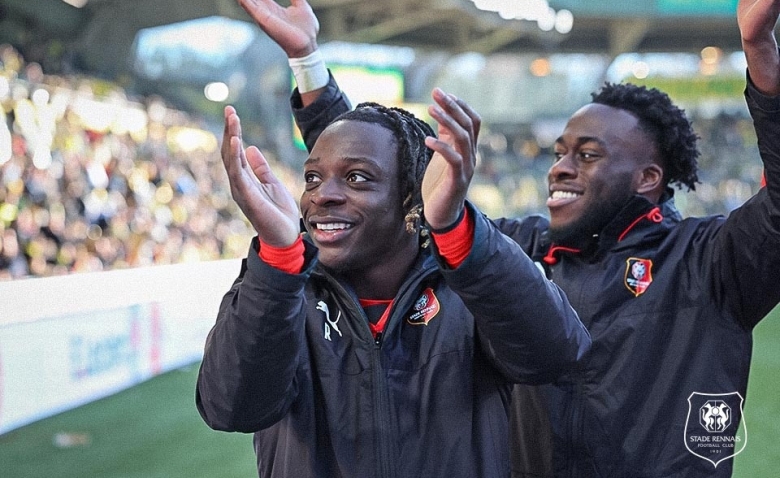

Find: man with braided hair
<box><xmin>233</xmin><ymin>0</ymin><xmax>780</xmax><ymax>476</ymax></box>
<box><xmin>196</xmin><ymin>90</ymin><xmax>591</xmax><ymax>476</ymax></box>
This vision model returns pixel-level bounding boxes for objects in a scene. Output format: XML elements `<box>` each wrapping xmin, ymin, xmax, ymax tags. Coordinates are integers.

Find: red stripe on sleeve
<box><xmin>431</xmin><ymin>207</ymin><xmax>474</xmax><ymax>269</ymax></box>
<box><xmin>259</xmin><ymin>236</ymin><xmax>305</xmax><ymax>274</ymax></box>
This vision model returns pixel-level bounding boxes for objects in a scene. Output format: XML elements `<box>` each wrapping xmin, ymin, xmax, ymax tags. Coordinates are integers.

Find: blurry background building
<box><xmin>0</xmin><ymin>0</ymin><xmax>760</xmax><ymax>280</ymax></box>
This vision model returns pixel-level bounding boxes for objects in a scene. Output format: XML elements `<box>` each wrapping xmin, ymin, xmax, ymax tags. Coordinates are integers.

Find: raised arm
<box><xmin>196</xmin><ymin>106</ymin><xmax>311</xmax><ymax>431</ymax></box>
<box><xmin>706</xmin><ymin>1</ymin><xmax>780</xmax><ymax>329</ymax></box>
<box><xmin>738</xmin><ymin>0</ymin><xmax>780</xmax><ymax>95</ymax></box>
<box><xmin>422</xmin><ymin>88</ymin><xmax>481</xmax><ymax>229</ymax></box>
<box><xmin>221</xmin><ymin>105</ymin><xmax>299</xmax><ymax>247</ymax></box>
<box><xmin>237</xmin><ymin>0</ymin><xmax>351</xmax><ymax>149</ymax></box>
<box><xmin>422</xmin><ymin>89</ymin><xmax>590</xmax><ymax>382</ymax></box>
<box><xmin>237</xmin><ymin>0</ymin><xmax>327</xmax><ymax>106</ymax></box>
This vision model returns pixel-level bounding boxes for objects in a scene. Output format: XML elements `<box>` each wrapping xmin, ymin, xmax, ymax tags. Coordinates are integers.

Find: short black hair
<box><xmin>333</xmin><ymin>102</ymin><xmax>435</xmax><ymax>228</ymax></box>
<box><xmin>591</xmin><ymin>82</ymin><xmax>700</xmax><ymax>191</ymax></box>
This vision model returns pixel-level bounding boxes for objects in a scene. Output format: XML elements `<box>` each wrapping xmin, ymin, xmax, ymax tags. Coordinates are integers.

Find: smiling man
<box><xmin>546</xmin><ymin>100</ymin><xmax>673</xmax><ymax>247</ymax></box>
<box><xmin>195</xmin><ymin>92</ymin><xmax>590</xmax><ymax>478</ymax></box>
<box><xmin>236</xmin><ymin>0</ymin><xmax>780</xmax><ymax>476</ymax></box>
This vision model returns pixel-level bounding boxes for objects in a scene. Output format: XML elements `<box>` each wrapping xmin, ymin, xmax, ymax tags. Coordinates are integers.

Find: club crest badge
<box><xmin>624</xmin><ymin>257</ymin><xmax>653</xmax><ymax>297</ymax></box>
<box><xmin>407</xmin><ymin>288</ymin><xmax>440</xmax><ymax>326</ymax></box>
<box><xmin>684</xmin><ymin>392</ymin><xmax>747</xmax><ymax>468</ymax></box>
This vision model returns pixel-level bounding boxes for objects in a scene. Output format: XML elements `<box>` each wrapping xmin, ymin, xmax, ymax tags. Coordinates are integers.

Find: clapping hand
<box><xmin>221</xmin><ymin>106</ymin><xmax>300</xmax><ymax>247</ymax></box>
<box><xmin>422</xmin><ymin>88</ymin><xmax>482</xmax><ymax>230</ymax></box>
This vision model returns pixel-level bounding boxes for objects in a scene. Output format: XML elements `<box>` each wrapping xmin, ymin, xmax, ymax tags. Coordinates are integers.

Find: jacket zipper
<box><xmin>372</xmin><ymin>343</ymin><xmax>394</xmax><ymax>478</ymax></box>
<box><xmin>322</xmin><ymin>263</ymin><xmax>436</xmax><ymax>478</ymax></box>
<box><xmin>371</xmin><ymin>267</ymin><xmax>436</xmax><ymax>478</ymax></box>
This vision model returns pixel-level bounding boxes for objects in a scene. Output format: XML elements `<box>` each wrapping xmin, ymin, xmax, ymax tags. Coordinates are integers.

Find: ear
<box><xmin>636</xmin><ymin>163</ymin><xmax>664</xmax><ymax>200</ymax></box>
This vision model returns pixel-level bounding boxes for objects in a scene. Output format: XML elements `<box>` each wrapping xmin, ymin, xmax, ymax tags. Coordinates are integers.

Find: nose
<box><xmin>548</xmin><ymin>153</ymin><xmax>577</xmax><ymax>183</ymax></box>
<box><xmin>309</xmin><ymin>177</ymin><xmax>347</xmax><ymax>206</ymax></box>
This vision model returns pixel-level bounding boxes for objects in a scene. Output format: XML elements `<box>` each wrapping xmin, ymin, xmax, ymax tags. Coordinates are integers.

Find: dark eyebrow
<box><xmin>555</xmin><ymin>136</ymin><xmax>607</xmax><ymax>149</ymax></box>
<box><xmin>303</xmin><ymin>156</ymin><xmax>379</xmax><ymax>168</ymax></box>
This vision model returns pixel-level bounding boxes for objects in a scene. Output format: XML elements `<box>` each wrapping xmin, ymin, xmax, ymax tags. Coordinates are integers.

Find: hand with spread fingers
<box><xmin>738</xmin><ymin>0</ymin><xmax>780</xmax><ymax>95</ymax></box>
<box><xmin>422</xmin><ymin>88</ymin><xmax>482</xmax><ymax>230</ymax></box>
<box><xmin>221</xmin><ymin>105</ymin><xmax>300</xmax><ymax>247</ymax></box>
<box><xmin>237</xmin><ymin>0</ymin><xmax>319</xmax><ymax>58</ymax></box>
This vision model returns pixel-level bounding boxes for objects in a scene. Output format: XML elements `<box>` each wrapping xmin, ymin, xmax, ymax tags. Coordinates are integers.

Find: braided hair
<box><xmin>591</xmin><ymin>82</ymin><xmax>700</xmax><ymax>191</ymax></box>
<box><xmin>332</xmin><ymin>102</ymin><xmax>436</xmax><ymax>241</ymax></box>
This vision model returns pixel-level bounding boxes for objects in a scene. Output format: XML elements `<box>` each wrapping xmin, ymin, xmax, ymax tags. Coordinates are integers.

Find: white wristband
<box><xmin>288</xmin><ymin>50</ymin><xmax>329</xmax><ymax>94</ymax></box>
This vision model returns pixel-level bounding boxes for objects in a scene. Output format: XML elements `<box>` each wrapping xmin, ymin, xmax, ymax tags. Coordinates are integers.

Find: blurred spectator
<box><xmin>0</xmin><ymin>44</ymin><xmax>301</xmax><ymax>280</ymax></box>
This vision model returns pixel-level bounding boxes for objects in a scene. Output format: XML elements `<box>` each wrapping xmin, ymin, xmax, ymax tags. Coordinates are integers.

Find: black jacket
<box><xmin>196</xmin><ymin>204</ymin><xmax>591</xmax><ymax>478</ymax></box>
<box><xmin>290</xmin><ymin>73</ymin><xmax>780</xmax><ymax>477</ymax></box>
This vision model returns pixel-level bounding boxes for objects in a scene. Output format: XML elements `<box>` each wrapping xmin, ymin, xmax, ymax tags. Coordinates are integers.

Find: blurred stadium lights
<box><xmin>605</xmin><ymin>49</ymin><xmax>744</xmax><ymax>83</ymax></box>
<box><xmin>469</xmin><ymin>0</ymin><xmax>574</xmax><ymax>34</ymax></box>
<box><xmin>204</xmin><ymin>82</ymin><xmax>229</xmax><ymax>102</ymax></box>
<box><xmin>61</xmin><ymin>0</ymin><xmax>89</xmax><ymax>7</ymax></box>
<box><xmin>529</xmin><ymin>57</ymin><xmax>552</xmax><ymax>77</ymax></box>
<box><xmin>700</xmin><ymin>46</ymin><xmax>724</xmax><ymax>76</ymax></box>
<box><xmin>632</xmin><ymin>61</ymin><xmax>650</xmax><ymax>79</ymax></box>
<box><xmin>320</xmin><ymin>42</ymin><xmax>416</xmax><ymax>68</ymax></box>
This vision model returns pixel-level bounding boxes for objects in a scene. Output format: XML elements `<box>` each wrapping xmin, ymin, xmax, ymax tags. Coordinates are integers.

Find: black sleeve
<box><xmin>430</xmin><ymin>203</ymin><xmax>591</xmax><ymax>384</ymax></box>
<box><xmin>709</xmin><ymin>73</ymin><xmax>780</xmax><ymax>328</ymax></box>
<box><xmin>291</xmin><ymin>72</ymin><xmax>352</xmax><ymax>151</ymax></box>
<box><xmin>195</xmin><ymin>238</ymin><xmax>318</xmax><ymax>432</ymax></box>
<box><xmin>746</xmin><ymin>72</ymin><xmax>780</xmax><ymax>209</ymax></box>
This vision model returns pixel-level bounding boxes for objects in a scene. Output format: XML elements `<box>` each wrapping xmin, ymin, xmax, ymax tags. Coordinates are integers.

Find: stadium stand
<box><xmin>0</xmin><ymin>44</ymin><xmax>306</xmax><ymax>279</ymax></box>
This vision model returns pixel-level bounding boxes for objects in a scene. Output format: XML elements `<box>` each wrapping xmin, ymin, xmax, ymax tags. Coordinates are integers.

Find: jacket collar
<box><xmin>543</xmin><ymin>189</ymin><xmax>681</xmax><ymax>264</ymax></box>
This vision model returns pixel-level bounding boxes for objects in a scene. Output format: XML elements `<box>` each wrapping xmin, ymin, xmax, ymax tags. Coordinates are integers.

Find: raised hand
<box><xmin>237</xmin><ymin>0</ymin><xmax>319</xmax><ymax>58</ymax></box>
<box><xmin>738</xmin><ymin>0</ymin><xmax>780</xmax><ymax>95</ymax></box>
<box><xmin>421</xmin><ymin>88</ymin><xmax>482</xmax><ymax>230</ymax></box>
<box><xmin>222</xmin><ymin>106</ymin><xmax>301</xmax><ymax>247</ymax></box>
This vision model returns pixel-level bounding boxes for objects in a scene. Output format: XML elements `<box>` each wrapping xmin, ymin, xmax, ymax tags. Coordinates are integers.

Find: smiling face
<box><xmin>546</xmin><ymin>103</ymin><xmax>661</xmax><ymax>245</ymax></box>
<box><xmin>301</xmin><ymin>119</ymin><xmax>419</xmax><ymax>288</ymax></box>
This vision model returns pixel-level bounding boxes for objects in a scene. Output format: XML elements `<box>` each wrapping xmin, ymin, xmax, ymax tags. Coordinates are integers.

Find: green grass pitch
<box><xmin>0</xmin><ymin>364</ymin><xmax>256</xmax><ymax>478</ymax></box>
<box><xmin>1</xmin><ymin>306</ymin><xmax>778</xmax><ymax>477</ymax></box>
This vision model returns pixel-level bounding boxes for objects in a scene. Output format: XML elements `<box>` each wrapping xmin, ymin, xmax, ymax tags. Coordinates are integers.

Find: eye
<box><xmin>347</xmin><ymin>172</ymin><xmax>369</xmax><ymax>183</ymax></box>
<box><xmin>578</xmin><ymin>151</ymin><xmax>601</xmax><ymax>162</ymax></box>
<box><xmin>304</xmin><ymin>172</ymin><xmax>321</xmax><ymax>190</ymax></box>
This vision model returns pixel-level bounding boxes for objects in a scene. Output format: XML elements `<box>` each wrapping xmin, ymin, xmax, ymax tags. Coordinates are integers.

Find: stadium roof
<box><xmin>1</xmin><ymin>0</ymin><xmax>745</xmax><ymax>81</ymax></box>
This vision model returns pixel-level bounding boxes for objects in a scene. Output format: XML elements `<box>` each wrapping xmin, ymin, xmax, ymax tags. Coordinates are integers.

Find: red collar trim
<box><xmin>543</xmin><ymin>206</ymin><xmax>664</xmax><ymax>265</ymax></box>
<box><xmin>360</xmin><ymin>299</ymin><xmax>393</xmax><ymax>339</ymax></box>
<box><xmin>543</xmin><ymin>245</ymin><xmax>581</xmax><ymax>265</ymax></box>
<box><xmin>617</xmin><ymin>207</ymin><xmax>663</xmax><ymax>242</ymax></box>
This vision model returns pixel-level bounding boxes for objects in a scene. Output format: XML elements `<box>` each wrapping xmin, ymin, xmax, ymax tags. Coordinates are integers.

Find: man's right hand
<box><xmin>238</xmin><ymin>0</ymin><xmax>319</xmax><ymax>58</ymax></box>
<box><xmin>222</xmin><ymin>106</ymin><xmax>301</xmax><ymax>247</ymax></box>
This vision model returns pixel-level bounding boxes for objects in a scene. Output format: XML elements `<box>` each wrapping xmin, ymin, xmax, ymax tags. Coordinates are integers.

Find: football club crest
<box><xmin>624</xmin><ymin>257</ymin><xmax>653</xmax><ymax>297</ymax></box>
<box><xmin>407</xmin><ymin>288</ymin><xmax>440</xmax><ymax>326</ymax></box>
<box><xmin>684</xmin><ymin>392</ymin><xmax>747</xmax><ymax>468</ymax></box>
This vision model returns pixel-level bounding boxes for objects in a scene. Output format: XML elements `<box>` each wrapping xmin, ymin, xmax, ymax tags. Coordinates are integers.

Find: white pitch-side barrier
<box><xmin>0</xmin><ymin>259</ymin><xmax>241</xmax><ymax>435</ymax></box>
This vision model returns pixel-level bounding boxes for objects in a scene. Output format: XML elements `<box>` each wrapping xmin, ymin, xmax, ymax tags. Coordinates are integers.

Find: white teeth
<box><xmin>550</xmin><ymin>191</ymin><xmax>581</xmax><ymax>200</ymax></box>
<box><xmin>316</xmin><ymin>223</ymin><xmax>351</xmax><ymax>231</ymax></box>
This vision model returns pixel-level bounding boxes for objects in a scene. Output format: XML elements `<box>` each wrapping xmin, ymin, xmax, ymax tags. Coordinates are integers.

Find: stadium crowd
<box><xmin>0</xmin><ymin>44</ymin><xmax>271</xmax><ymax>280</ymax></box>
<box><xmin>0</xmin><ymin>44</ymin><xmax>764</xmax><ymax>280</ymax></box>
